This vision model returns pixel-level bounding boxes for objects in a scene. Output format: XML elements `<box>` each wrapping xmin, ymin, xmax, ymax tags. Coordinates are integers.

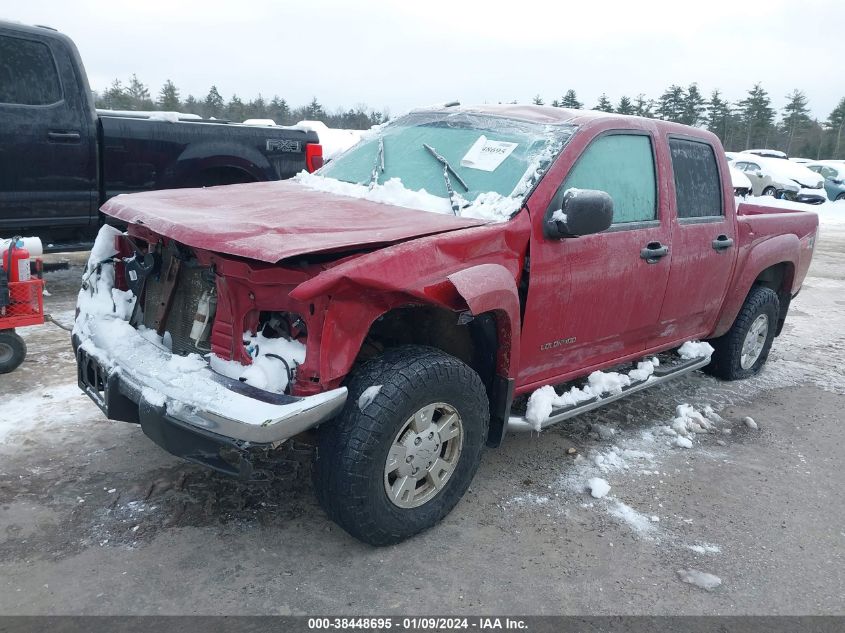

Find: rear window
<box><xmin>0</xmin><ymin>34</ymin><xmax>62</xmax><ymax>105</ymax></box>
<box><xmin>669</xmin><ymin>138</ymin><xmax>723</xmax><ymax>219</ymax></box>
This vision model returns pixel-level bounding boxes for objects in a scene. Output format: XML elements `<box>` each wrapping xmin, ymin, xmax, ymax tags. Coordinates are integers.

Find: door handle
<box><xmin>640</xmin><ymin>241</ymin><xmax>669</xmax><ymax>264</ymax></box>
<box><xmin>712</xmin><ymin>235</ymin><xmax>734</xmax><ymax>251</ymax></box>
<box><xmin>48</xmin><ymin>131</ymin><xmax>82</xmax><ymax>143</ymax></box>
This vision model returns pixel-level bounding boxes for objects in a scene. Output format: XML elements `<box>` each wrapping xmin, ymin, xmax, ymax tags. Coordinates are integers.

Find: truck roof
<box><xmin>412</xmin><ymin>104</ymin><xmax>720</xmax><ymax>143</ymax></box>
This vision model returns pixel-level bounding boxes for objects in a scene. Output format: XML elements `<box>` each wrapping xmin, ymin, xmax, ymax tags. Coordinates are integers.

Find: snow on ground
<box><xmin>677</xmin><ymin>569</ymin><xmax>722</xmax><ymax>591</ymax></box>
<box><xmin>0</xmin><ymin>383</ymin><xmax>96</xmax><ymax>444</ymax></box>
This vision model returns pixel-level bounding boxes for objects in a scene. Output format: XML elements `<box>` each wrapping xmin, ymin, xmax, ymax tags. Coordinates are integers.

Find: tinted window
<box><xmin>669</xmin><ymin>139</ymin><xmax>723</xmax><ymax>219</ymax></box>
<box><xmin>562</xmin><ymin>134</ymin><xmax>657</xmax><ymax>224</ymax></box>
<box><xmin>0</xmin><ymin>35</ymin><xmax>62</xmax><ymax>105</ymax></box>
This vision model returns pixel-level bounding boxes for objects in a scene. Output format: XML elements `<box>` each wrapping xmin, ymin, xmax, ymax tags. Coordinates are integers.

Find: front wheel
<box><xmin>705</xmin><ymin>286</ymin><xmax>779</xmax><ymax>380</ymax></box>
<box><xmin>313</xmin><ymin>345</ymin><xmax>489</xmax><ymax>546</ymax></box>
<box><xmin>837</xmin><ymin>193</ymin><xmax>845</xmax><ymax>202</ymax></box>
<box><xmin>0</xmin><ymin>330</ymin><xmax>26</xmax><ymax>374</ymax></box>
<box><xmin>762</xmin><ymin>186</ymin><xmax>777</xmax><ymax>197</ymax></box>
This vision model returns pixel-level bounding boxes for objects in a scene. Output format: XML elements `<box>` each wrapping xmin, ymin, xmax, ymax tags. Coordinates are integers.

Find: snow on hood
<box><xmin>99</xmin><ymin>179</ymin><xmax>487</xmax><ymax>263</ymax></box>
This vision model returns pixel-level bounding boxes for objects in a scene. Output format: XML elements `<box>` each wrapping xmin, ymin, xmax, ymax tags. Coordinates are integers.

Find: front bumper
<box><xmin>784</xmin><ymin>188</ymin><xmax>827</xmax><ymax>205</ymax></box>
<box><xmin>74</xmin><ymin>332</ymin><xmax>347</xmax><ymax>472</ymax></box>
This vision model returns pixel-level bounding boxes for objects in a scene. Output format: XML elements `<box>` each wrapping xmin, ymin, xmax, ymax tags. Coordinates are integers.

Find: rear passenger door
<box><xmin>657</xmin><ymin>137</ymin><xmax>737</xmax><ymax>343</ymax></box>
<box><xmin>0</xmin><ymin>30</ymin><xmax>96</xmax><ymax>234</ymax></box>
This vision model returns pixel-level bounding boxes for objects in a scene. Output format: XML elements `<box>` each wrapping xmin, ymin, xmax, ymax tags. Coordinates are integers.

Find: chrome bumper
<box><xmin>75</xmin><ymin>333</ymin><xmax>347</xmax><ymax>445</ymax></box>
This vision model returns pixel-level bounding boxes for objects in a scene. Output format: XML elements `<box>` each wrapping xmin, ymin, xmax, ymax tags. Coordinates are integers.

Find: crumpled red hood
<box><xmin>101</xmin><ymin>180</ymin><xmax>485</xmax><ymax>263</ymax></box>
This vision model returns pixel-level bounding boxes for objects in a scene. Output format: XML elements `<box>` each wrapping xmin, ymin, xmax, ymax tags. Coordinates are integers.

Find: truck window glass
<box><xmin>0</xmin><ymin>35</ymin><xmax>62</xmax><ymax>105</ymax></box>
<box><xmin>560</xmin><ymin>134</ymin><xmax>656</xmax><ymax>224</ymax></box>
<box><xmin>669</xmin><ymin>138</ymin><xmax>723</xmax><ymax>218</ymax></box>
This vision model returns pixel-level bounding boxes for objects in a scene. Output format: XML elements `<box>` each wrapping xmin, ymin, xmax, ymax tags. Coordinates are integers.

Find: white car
<box><xmin>734</xmin><ymin>153</ymin><xmax>825</xmax><ymax>204</ymax></box>
<box><xmin>729</xmin><ymin>165</ymin><xmax>753</xmax><ymax>196</ymax></box>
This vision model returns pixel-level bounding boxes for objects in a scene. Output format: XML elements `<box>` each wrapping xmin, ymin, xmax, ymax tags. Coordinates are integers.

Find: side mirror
<box><xmin>753</xmin><ymin>170</ymin><xmax>763</xmax><ymax>178</ymax></box>
<box><xmin>544</xmin><ymin>188</ymin><xmax>614</xmax><ymax>239</ymax></box>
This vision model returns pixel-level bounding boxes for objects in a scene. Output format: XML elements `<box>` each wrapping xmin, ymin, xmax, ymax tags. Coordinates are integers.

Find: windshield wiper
<box><xmin>369</xmin><ymin>137</ymin><xmax>384</xmax><ymax>188</ymax></box>
<box><xmin>423</xmin><ymin>143</ymin><xmax>468</xmax><ymax>215</ymax></box>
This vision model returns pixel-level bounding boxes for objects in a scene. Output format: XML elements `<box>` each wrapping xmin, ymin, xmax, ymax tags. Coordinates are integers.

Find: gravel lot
<box><xmin>1</xmin><ymin>226</ymin><xmax>843</xmax><ymax>615</ymax></box>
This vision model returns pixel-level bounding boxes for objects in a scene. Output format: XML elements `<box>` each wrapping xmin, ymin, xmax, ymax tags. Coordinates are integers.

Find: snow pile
<box><xmin>609</xmin><ymin>501</ymin><xmax>658</xmax><ymax>538</ymax></box>
<box><xmin>97</xmin><ymin>109</ymin><xmax>201</xmax><ymax>122</ymax></box>
<box><xmin>524</xmin><ymin>358</ymin><xmax>659</xmax><ymax>431</ymax></box>
<box><xmin>586</xmin><ymin>477</ymin><xmax>610</xmax><ymax>499</ymax></box>
<box><xmin>677</xmin><ymin>569</ymin><xmax>722</xmax><ymax>590</ymax></box>
<box><xmin>242</xmin><ymin>118</ymin><xmax>278</xmax><ymax>126</ymax></box>
<box><xmin>209</xmin><ymin>331</ymin><xmax>306</xmax><ymax>394</ymax></box>
<box><xmin>678</xmin><ymin>340</ymin><xmax>714</xmax><ymax>359</ymax></box>
<box><xmin>656</xmin><ymin>404</ymin><xmax>723</xmax><ymax>449</ymax></box>
<box><xmin>687</xmin><ymin>543</ymin><xmax>721</xmax><ymax>554</ymax></box>
<box><xmin>294</xmin><ymin>172</ymin><xmax>521</xmax><ymax>222</ymax></box>
<box><xmin>73</xmin><ymin>225</ymin><xmax>136</xmax><ymax>339</ymax></box>
<box><xmin>296</xmin><ymin>120</ymin><xmax>364</xmax><ymax>160</ymax></box>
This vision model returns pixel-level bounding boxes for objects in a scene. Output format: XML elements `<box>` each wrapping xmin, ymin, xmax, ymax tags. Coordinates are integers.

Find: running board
<box><xmin>507</xmin><ymin>356</ymin><xmax>711</xmax><ymax>432</ymax></box>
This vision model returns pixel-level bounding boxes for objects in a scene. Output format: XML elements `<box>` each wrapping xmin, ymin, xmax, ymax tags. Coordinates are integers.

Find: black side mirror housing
<box><xmin>544</xmin><ymin>188</ymin><xmax>614</xmax><ymax>239</ymax></box>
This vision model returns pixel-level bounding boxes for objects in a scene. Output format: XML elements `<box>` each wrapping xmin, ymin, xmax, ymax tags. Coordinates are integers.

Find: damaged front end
<box><xmin>73</xmin><ymin>225</ymin><xmax>347</xmax><ymax>479</ymax></box>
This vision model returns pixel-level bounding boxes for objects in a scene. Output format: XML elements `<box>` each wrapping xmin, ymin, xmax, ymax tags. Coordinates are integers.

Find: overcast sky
<box><xmin>6</xmin><ymin>0</ymin><xmax>844</xmax><ymax>119</ymax></box>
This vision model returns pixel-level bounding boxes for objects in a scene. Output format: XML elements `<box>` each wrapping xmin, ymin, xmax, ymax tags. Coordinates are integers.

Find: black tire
<box><xmin>313</xmin><ymin>345</ymin><xmax>489</xmax><ymax>546</ymax></box>
<box><xmin>837</xmin><ymin>193</ymin><xmax>845</xmax><ymax>202</ymax></box>
<box><xmin>762</xmin><ymin>186</ymin><xmax>777</xmax><ymax>197</ymax></box>
<box><xmin>705</xmin><ymin>286</ymin><xmax>779</xmax><ymax>380</ymax></box>
<box><xmin>0</xmin><ymin>330</ymin><xmax>26</xmax><ymax>374</ymax></box>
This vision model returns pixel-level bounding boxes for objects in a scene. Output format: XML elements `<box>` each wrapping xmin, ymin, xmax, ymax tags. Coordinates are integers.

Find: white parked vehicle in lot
<box><xmin>731</xmin><ymin>155</ymin><xmax>796</xmax><ymax>198</ymax></box>
<box><xmin>729</xmin><ymin>165</ymin><xmax>753</xmax><ymax>196</ymax></box>
<box><xmin>734</xmin><ymin>153</ymin><xmax>825</xmax><ymax>204</ymax></box>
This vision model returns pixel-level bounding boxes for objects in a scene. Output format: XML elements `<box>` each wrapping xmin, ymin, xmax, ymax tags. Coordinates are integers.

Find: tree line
<box><xmin>94</xmin><ymin>75</ymin><xmax>388</xmax><ymax>129</ymax></box>
<box><xmin>94</xmin><ymin>75</ymin><xmax>845</xmax><ymax>159</ymax></box>
<box><xmin>532</xmin><ymin>85</ymin><xmax>845</xmax><ymax>159</ymax></box>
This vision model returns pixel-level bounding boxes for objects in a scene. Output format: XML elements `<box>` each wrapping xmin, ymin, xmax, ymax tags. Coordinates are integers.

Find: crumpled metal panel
<box><xmin>101</xmin><ymin>180</ymin><xmax>485</xmax><ymax>263</ymax></box>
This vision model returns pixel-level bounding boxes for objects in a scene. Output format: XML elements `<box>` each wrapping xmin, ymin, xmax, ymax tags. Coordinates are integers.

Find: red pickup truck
<box><xmin>73</xmin><ymin>105</ymin><xmax>817</xmax><ymax>545</ymax></box>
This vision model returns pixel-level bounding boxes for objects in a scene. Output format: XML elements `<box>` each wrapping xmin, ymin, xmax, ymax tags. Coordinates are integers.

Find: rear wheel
<box><xmin>313</xmin><ymin>345</ymin><xmax>489</xmax><ymax>546</ymax></box>
<box><xmin>0</xmin><ymin>330</ymin><xmax>26</xmax><ymax>374</ymax></box>
<box><xmin>705</xmin><ymin>286</ymin><xmax>779</xmax><ymax>380</ymax></box>
<box><xmin>837</xmin><ymin>193</ymin><xmax>845</xmax><ymax>202</ymax></box>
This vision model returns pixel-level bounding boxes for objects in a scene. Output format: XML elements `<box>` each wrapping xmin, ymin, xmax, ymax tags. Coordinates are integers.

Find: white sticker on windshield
<box><xmin>460</xmin><ymin>135</ymin><xmax>518</xmax><ymax>172</ymax></box>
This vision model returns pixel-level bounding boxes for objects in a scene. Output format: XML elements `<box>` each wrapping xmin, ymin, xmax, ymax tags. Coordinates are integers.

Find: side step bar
<box><xmin>508</xmin><ymin>356</ymin><xmax>711</xmax><ymax>432</ymax></box>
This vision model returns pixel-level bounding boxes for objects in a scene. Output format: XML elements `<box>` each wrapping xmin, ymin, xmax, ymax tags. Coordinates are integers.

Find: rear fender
<box><xmin>713</xmin><ymin>234</ymin><xmax>799</xmax><ymax>337</ymax></box>
<box><xmin>174</xmin><ymin>141</ymin><xmax>272</xmax><ymax>184</ymax></box>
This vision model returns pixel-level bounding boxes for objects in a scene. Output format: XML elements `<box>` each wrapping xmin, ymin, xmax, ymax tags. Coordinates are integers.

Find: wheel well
<box><xmin>753</xmin><ymin>262</ymin><xmax>794</xmax><ymax>335</ymax></box>
<box><xmin>189</xmin><ymin>166</ymin><xmax>258</xmax><ymax>187</ymax></box>
<box><xmin>356</xmin><ymin>306</ymin><xmax>508</xmax><ymax>445</ymax></box>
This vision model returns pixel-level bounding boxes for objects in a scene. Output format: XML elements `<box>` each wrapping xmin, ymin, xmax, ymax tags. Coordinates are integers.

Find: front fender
<box><xmin>446</xmin><ymin>263</ymin><xmax>521</xmax><ymax>377</ymax></box>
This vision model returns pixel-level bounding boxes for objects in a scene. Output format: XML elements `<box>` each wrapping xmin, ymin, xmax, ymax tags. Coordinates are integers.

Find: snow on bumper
<box><xmin>73</xmin><ymin>225</ymin><xmax>346</xmax><ymax>445</ymax></box>
<box><xmin>75</xmin><ymin>322</ymin><xmax>347</xmax><ymax>444</ymax></box>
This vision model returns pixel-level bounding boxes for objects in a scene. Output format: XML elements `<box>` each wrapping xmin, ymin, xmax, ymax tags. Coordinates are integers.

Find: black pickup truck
<box><xmin>0</xmin><ymin>21</ymin><xmax>322</xmax><ymax>247</ymax></box>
